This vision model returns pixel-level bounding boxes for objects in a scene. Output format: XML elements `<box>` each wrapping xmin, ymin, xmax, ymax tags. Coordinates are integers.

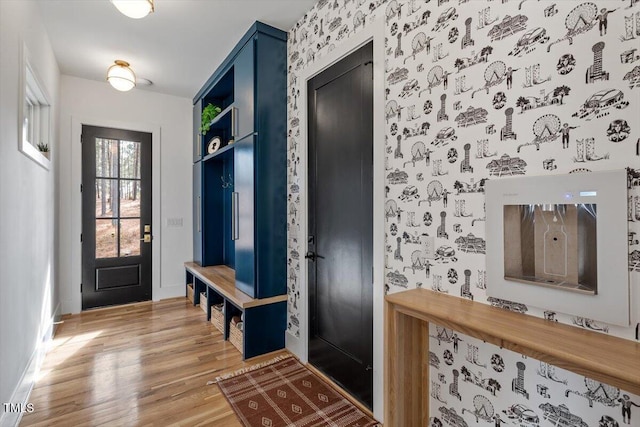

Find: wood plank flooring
<box><xmin>20</xmin><ymin>298</ymin><xmax>289</xmax><ymax>427</ymax></box>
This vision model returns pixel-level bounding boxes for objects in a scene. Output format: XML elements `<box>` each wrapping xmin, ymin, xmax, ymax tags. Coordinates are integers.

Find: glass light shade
<box><xmin>110</xmin><ymin>0</ymin><xmax>154</xmax><ymax>19</ymax></box>
<box><xmin>107</xmin><ymin>60</ymin><xmax>136</xmax><ymax>92</ymax></box>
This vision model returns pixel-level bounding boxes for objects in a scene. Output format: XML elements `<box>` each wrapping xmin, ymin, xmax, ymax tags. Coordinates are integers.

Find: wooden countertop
<box><xmin>185</xmin><ymin>262</ymin><xmax>287</xmax><ymax>309</ymax></box>
<box><xmin>386</xmin><ymin>288</ymin><xmax>640</xmax><ymax>395</ymax></box>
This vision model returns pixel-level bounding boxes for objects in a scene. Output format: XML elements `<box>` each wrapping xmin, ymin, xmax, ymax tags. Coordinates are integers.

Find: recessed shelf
<box><xmin>201</xmin><ymin>65</ymin><xmax>235</xmax><ymax>110</ymax></box>
<box><xmin>205</xmin><ymin>103</ymin><xmax>235</xmax><ymax>130</ymax></box>
<box><xmin>201</xmin><ymin>104</ymin><xmax>238</xmax><ymax>159</ymax></box>
<box><xmin>202</xmin><ymin>142</ymin><xmax>235</xmax><ymax>162</ymax></box>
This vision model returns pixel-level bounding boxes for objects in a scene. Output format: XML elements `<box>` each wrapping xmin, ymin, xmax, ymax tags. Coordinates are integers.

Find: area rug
<box><xmin>213</xmin><ymin>355</ymin><xmax>380</xmax><ymax>427</ymax></box>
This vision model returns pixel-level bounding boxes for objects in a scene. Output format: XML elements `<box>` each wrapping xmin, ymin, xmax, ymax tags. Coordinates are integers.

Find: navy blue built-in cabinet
<box><xmin>193</xmin><ymin>161</ymin><xmax>202</xmax><ymax>265</ymax></box>
<box><xmin>192</xmin><ymin>21</ymin><xmax>287</xmax><ymax>302</ymax></box>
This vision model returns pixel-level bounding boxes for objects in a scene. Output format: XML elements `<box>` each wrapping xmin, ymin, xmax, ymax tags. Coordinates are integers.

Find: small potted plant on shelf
<box><xmin>37</xmin><ymin>142</ymin><xmax>49</xmax><ymax>159</ymax></box>
<box><xmin>199</xmin><ymin>103</ymin><xmax>222</xmax><ymax>134</ymax></box>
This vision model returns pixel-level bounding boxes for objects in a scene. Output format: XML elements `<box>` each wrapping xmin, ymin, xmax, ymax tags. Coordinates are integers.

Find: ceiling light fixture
<box><xmin>110</xmin><ymin>0</ymin><xmax>154</xmax><ymax>19</ymax></box>
<box><xmin>107</xmin><ymin>60</ymin><xmax>136</xmax><ymax>91</ymax></box>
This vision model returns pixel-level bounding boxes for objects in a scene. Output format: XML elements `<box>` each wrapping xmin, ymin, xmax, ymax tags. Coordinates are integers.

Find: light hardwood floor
<box><xmin>20</xmin><ymin>297</ymin><xmax>288</xmax><ymax>427</ymax></box>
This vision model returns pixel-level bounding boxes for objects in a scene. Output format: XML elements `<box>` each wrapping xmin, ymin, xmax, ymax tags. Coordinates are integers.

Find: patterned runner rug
<box><xmin>214</xmin><ymin>355</ymin><xmax>379</xmax><ymax>427</ymax></box>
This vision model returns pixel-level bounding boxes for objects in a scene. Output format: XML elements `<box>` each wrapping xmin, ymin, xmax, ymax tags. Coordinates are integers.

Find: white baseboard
<box><xmin>62</xmin><ymin>284</ymin><xmax>184</xmax><ymax>314</ymax></box>
<box><xmin>154</xmin><ymin>284</ymin><xmax>184</xmax><ymax>301</ymax></box>
<box><xmin>61</xmin><ymin>298</ymin><xmax>76</xmax><ymax>315</ymax></box>
<box><xmin>0</xmin><ymin>302</ymin><xmax>60</xmax><ymax>427</ymax></box>
<box><xmin>285</xmin><ymin>329</ymin><xmax>307</xmax><ymax>364</ymax></box>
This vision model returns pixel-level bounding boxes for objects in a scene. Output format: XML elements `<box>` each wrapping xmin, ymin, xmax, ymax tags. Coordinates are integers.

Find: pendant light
<box><xmin>110</xmin><ymin>0</ymin><xmax>154</xmax><ymax>19</ymax></box>
<box><xmin>107</xmin><ymin>60</ymin><xmax>136</xmax><ymax>91</ymax></box>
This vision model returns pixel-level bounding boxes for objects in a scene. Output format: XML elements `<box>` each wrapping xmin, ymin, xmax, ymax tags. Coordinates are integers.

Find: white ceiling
<box><xmin>37</xmin><ymin>0</ymin><xmax>316</xmax><ymax>99</ymax></box>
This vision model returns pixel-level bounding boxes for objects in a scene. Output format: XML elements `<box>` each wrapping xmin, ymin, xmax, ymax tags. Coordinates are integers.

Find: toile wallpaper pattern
<box><xmin>286</xmin><ymin>0</ymin><xmax>640</xmax><ymax>424</ymax></box>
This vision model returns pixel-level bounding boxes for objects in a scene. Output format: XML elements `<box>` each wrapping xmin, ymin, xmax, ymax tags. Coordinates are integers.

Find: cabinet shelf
<box><xmin>202</xmin><ymin>142</ymin><xmax>235</xmax><ymax>162</ymax></box>
<box><xmin>202</xmin><ymin>104</ymin><xmax>237</xmax><ymax>158</ymax></box>
<box><xmin>205</xmin><ymin>103</ymin><xmax>235</xmax><ymax>131</ymax></box>
<box><xmin>194</xmin><ymin>66</ymin><xmax>235</xmax><ymax>163</ymax></box>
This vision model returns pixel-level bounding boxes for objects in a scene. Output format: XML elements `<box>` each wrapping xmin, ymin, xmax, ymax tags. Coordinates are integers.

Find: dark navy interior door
<box><xmin>307</xmin><ymin>42</ymin><xmax>374</xmax><ymax>408</ymax></box>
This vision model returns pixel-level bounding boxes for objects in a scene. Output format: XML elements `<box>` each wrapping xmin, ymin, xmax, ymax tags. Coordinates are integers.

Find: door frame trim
<box><xmin>286</xmin><ymin>16</ymin><xmax>385</xmax><ymax>421</ymax></box>
<box><xmin>69</xmin><ymin>116</ymin><xmax>161</xmax><ymax>314</ymax></box>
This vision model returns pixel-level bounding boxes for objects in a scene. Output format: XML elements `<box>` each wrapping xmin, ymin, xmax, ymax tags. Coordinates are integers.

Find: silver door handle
<box><xmin>231</xmin><ymin>107</ymin><xmax>238</xmax><ymax>139</ymax></box>
<box><xmin>232</xmin><ymin>192</ymin><xmax>239</xmax><ymax>240</ymax></box>
<box><xmin>304</xmin><ymin>251</ymin><xmax>324</xmax><ymax>261</ymax></box>
<box><xmin>197</xmin><ymin>196</ymin><xmax>201</xmax><ymax>233</ymax></box>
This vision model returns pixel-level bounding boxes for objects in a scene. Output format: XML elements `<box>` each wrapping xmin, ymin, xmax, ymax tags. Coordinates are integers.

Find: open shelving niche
<box><xmin>198</xmin><ymin>65</ymin><xmax>238</xmax><ymax>271</ymax></box>
<box><xmin>185</xmin><ymin>263</ymin><xmax>287</xmax><ymax>359</ymax></box>
<box><xmin>201</xmin><ymin>146</ymin><xmax>235</xmax><ymax>268</ymax></box>
<box><xmin>200</xmin><ymin>67</ymin><xmax>237</xmax><ymax>157</ymax></box>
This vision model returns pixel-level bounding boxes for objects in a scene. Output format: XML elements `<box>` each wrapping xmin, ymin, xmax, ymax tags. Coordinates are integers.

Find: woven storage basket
<box><xmin>187</xmin><ymin>283</ymin><xmax>194</xmax><ymax>304</ymax></box>
<box><xmin>229</xmin><ymin>322</ymin><xmax>243</xmax><ymax>353</ymax></box>
<box><xmin>210</xmin><ymin>305</ymin><xmax>224</xmax><ymax>334</ymax></box>
<box><xmin>199</xmin><ymin>292</ymin><xmax>207</xmax><ymax>313</ymax></box>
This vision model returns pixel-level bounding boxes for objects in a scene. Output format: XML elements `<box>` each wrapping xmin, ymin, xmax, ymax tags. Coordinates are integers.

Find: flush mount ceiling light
<box><xmin>107</xmin><ymin>60</ymin><xmax>136</xmax><ymax>91</ymax></box>
<box><xmin>110</xmin><ymin>0</ymin><xmax>154</xmax><ymax>19</ymax></box>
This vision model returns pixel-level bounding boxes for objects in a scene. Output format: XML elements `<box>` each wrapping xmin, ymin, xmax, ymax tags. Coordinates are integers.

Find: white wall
<box><xmin>58</xmin><ymin>75</ymin><xmax>192</xmax><ymax>314</ymax></box>
<box><xmin>0</xmin><ymin>0</ymin><xmax>60</xmax><ymax>424</ymax></box>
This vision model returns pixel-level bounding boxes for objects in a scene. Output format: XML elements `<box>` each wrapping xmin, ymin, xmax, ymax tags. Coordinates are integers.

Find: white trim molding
<box><xmin>67</xmin><ymin>116</ymin><xmax>161</xmax><ymax>314</ymax></box>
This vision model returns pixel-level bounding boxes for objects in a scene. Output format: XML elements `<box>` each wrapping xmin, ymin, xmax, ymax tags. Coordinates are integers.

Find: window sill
<box><xmin>20</xmin><ymin>141</ymin><xmax>50</xmax><ymax>170</ymax></box>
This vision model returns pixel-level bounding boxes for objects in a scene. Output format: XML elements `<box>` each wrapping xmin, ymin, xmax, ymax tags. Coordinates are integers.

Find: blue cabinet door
<box><xmin>234</xmin><ymin>135</ymin><xmax>255</xmax><ymax>297</ymax></box>
<box><xmin>234</xmin><ymin>38</ymin><xmax>255</xmax><ymax>142</ymax></box>
<box><xmin>193</xmin><ymin>99</ymin><xmax>202</xmax><ymax>162</ymax></box>
<box><xmin>193</xmin><ymin>161</ymin><xmax>202</xmax><ymax>265</ymax></box>
<box><xmin>253</xmin><ymin>32</ymin><xmax>288</xmax><ymax>298</ymax></box>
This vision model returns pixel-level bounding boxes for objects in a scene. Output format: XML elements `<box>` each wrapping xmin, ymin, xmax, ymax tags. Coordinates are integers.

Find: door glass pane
<box><xmin>120</xmin><ymin>219</ymin><xmax>141</xmax><ymax>256</ymax></box>
<box><xmin>96</xmin><ymin>219</ymin><xmax>118</xmax><ymax>258</ymax></box>
<box><xmin>120</xmin><ymin>181</ymin><xmax>140</xmax><ymax>217</ymax></box>
<box><xmin>120</xmin><ymin>141</ymin><xmax>141</xmax><ymax>179</ymax></box>
<box><xmin>95</xmin><ymin>179</ymin><xmax>117</xmax><ymax>218</ymax></box>
<box><xmin>96</xmin><ymin>138</ymin><xmax>119</xmax><ymax>178</ymax></box>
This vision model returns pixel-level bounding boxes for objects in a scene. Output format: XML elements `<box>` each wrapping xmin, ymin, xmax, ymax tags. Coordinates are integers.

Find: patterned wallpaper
<box><xmin>286</xmin><ymin>0</ymin><xmax>640</xmax><ymax>423</ymax></box>
<box><xmin>428</xmin><ymin>324</ymin><xmax>639</xmax><ymax>427</ymax></box>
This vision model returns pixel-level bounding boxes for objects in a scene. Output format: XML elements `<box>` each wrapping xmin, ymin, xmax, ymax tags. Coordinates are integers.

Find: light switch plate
<box><xmin>166</xmin><ymin>218</ymin><xmax>183</xmax><ymax>227</ymax></box>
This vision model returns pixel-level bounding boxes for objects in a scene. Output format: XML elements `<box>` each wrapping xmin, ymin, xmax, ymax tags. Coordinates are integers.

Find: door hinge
<box><xmin>80</xmin><ymin>283</ymin><xmax>83</xmax><ymax>293</ymax></box>
<box><xmin>80</xmin><ymin>183</ymin><xmax>83</xmax><ymax>192</ymax></box>
<box><xmin>81</xmin><ymin>134</ymin><xmax>83</xmax><ymax>143</ymax></box>
<box><xmin>80</xmin><ymin>233</ymin><xmax>83</xmax><ymax>242</ymax></box>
